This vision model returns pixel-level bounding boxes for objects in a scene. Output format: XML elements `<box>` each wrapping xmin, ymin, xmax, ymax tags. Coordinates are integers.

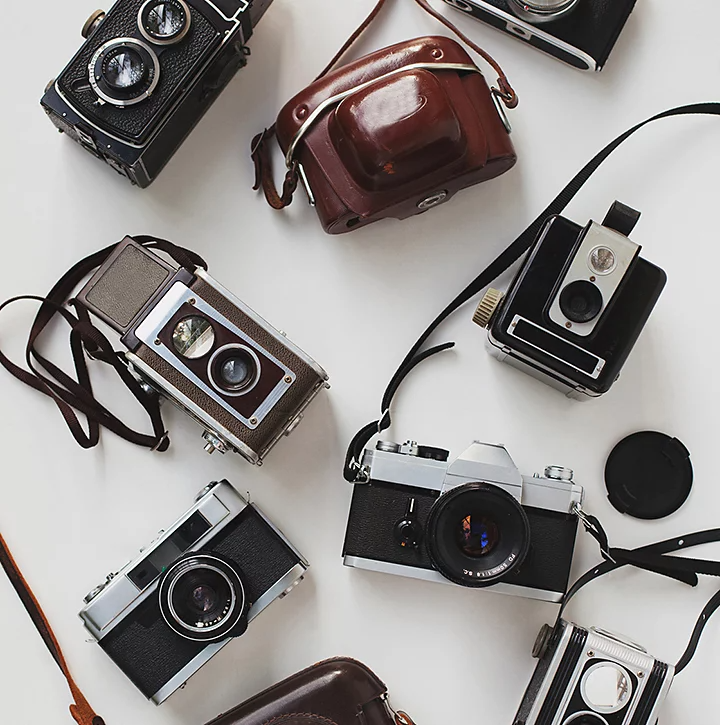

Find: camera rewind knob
<box><xmin>82</xmin><ymin>10</ymin><xmax>106</xmax><ymax>39</ymax></box>
<box><xmin>472</xmin><ymin>289</ymin><xmax>504</xmax><ymax>329</ymax></box>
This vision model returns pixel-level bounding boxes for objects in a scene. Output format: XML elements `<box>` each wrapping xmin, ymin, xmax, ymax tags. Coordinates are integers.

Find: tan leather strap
<box><xmin>250</xmin><ymin>0</ymin><xmax>517</xmax><ymax>211</ymax></box>
<box><xmin>0</xmin><ymin>533</ymin><xmax>105</xmax><ymax>725</ymax></box>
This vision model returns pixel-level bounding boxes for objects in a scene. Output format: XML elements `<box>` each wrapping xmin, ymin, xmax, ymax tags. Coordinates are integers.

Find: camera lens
<box><xmin>172</xmin><ymin>316</ymin><xmax>215</xmax><ymax>359</ymax></box>
<box><xmin>139</xmin><ymin>0</ymin><xmax>191</xmax><ymax>44</ymax></box>
<box><xmin>208</xmin><ymin>345</ymin><xmax>261</xmax><ymax>397</ymax></box>
<box><xmin>507</xmin><ymin>0</ymin><xmax>579</xmax><ymax>23</ymax></box>
<box><xmin>426</xmin><ymin>483</ymin><xmax>530</xmax><ymax>587</ymax></box>
<box><xmin>559</xmin><ymin>280</ymin><xmax>604</xmax><ymax>324</ymax></box>
<box><xmin>103</xmin><ymin>47</ymin><xmax>147</xmax><ymax>89</ymax></box>
<box><xmin>89</xmin><ymin>38</ymin><xmax>160</xmax><ymax>106</ymax></box>
<box><xmin>159</xmin><ymin>553</ymin><xmax>248</xmax><ymax>642</ymax></box>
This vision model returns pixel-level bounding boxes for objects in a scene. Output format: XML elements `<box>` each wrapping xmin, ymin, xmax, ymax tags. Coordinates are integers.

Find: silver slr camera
<box><xmin>343</xmin><ymin>440</ymin><xmax>584</xmax><ymax>602</ymax></box>
<box><xmin>513</xmin><ymin>620</ymin><xmax>674</xmax><ymax>725</ymax></box>
<box><xmin>80</xmin><ymin>481</ymin><xmax>308</xmax><ymax>703</ymax></box>
<box><xmin>77</xmin><ymin>238</ymin><xmax>329</xmax><ymax>463</ymax></box>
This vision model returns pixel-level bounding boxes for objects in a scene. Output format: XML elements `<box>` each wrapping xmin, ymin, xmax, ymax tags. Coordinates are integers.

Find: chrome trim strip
<box><xmin>284</xmin><ymin>62</ymin><xmax>484</xmax><ymax>167</ymax></box>
<box><xmin>149</xmin><ymin>562</ymin><xmax>307</xmax><ymax>704</ymax></box>
<box><xmin>445</xmin><ymin>0</ymin><xmax>598</xmax><ymax>71</ymax></box>
<box><xmin>343</xmin><ymin>556</ymin><xmax>564</xmax><ymax>603</ymax></box>
<box><xmin>507</xmin><ymin>315</ymin><xmax>605</xmax><ymax>379</ymax></box>
<box><xmin>135</xmin><ymin>281</ymin><xmax>296</xmax><ymax>429</ymax></box>
<box><xmin>205</xmin><ymin>0</ymin><xmax>249</xmax><ymax>21</ymax></box>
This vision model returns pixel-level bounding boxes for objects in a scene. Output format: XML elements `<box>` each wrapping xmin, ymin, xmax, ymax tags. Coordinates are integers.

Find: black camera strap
<box><xmin>561</xmin><ymin>517</ymin><xmax>720</xmax><ymax>674</ymax></box>
<box><xmin>0</xmin><ymin>237</ymin><xmax>206</xmax><ymax>453</ymax></box>
<box><xmin>344</xmin><ymin>102</ymin><xmax>720</xmax><ymax>482</ymax></box>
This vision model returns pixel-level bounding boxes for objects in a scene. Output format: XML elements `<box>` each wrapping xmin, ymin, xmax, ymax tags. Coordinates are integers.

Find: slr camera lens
<box><xmin>208</xmin><ymin>345</ymin><xmax>261</xmax><ymax>396</ymax></box>
<box><xmin>159</xmin><ymin>553</ymin><xmax>248</xmax><ymax>642</ymax></box>
<box><xmin>89</xmin><ymin>38</ymin><xmax>160</xmax><ymax>106</ymax></box>
<box><xmin>139</xmin><ymin>0</ymin><xmax>191</xmax><ymax>45</ymax></box>
<box><xmin>559</xmin><ymin>280</ymin><xmax>604</xmax><ymax>324</ymax></box>
<box><xmin>426</xmin><ymin>483</ymin><xmax>530</xmax><ymax>587</ymax></box>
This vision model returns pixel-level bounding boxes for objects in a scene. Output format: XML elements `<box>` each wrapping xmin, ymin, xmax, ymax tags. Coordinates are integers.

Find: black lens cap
<box><xmin>605</xmin><ymin>431</ymin><xmax>693</xmax><ymax>520</ymax></box>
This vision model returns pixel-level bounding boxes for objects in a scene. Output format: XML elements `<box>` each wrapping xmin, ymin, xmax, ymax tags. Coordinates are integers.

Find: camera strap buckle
<box><xmin>573</xmin><ymin>504</ymin><xmax>616</xmax><ymax>564</ymax></box>
<box><xmin>382</xmin><ymin>695</ymin><xmax>417</xmax><ymax>725</ymax></box>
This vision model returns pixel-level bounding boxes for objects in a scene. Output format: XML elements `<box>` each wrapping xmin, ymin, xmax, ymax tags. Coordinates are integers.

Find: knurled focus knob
<box><xmin>472</xmin><ymin>288</ymin><xmax>504</xmax><ymax>328</ymax></box>
<box><xmin>82</xmin><ymin>10</ymin><xmax>106</xmax><ymax>38</ymax></box>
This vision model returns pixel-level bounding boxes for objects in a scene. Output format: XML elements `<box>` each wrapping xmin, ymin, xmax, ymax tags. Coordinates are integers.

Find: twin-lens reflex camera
<box><xmin>42</xmin><ymin>0</ymin><xmax>273</xmax><ymax>186</ymax></box>
<box><xmin>79</xmin><ymin>481</ymin><xmax>308</xmax><ymax>703</ymax></box>
<box><xmin>442</xmin><ymin>0</ymin><xmax>637</xmax><ymax>71</ymax></box>
<box><xmin>343</xmin><ymin>439</ymin><xmax>584</xmax><ymax>602</ymax></box>
<box><xmin>76</xmin><ymin>238</ymin><xmax>329</xmax><ymax>463</ymax></box>
<box><xmin>473</xmin><ymin>202</ymin><xmax>666</xmax><ymax>399</ymax></box>
<box><xmin>513</xmin><ymin>619</ymin><xmax>674</xmax><ymax>725</ymax></box>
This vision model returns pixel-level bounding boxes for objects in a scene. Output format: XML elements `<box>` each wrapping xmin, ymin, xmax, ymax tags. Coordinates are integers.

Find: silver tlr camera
<box><xmin>513</xmin><ymin>620</ymin><xmax>674</xmax><ymax>725</ymax></box>
<box><xmin>77</xmin><ymin>237</ymin><xmax>329</xmax><ymax>463</ymax></box>
<box><xmin>79</xmin><ymin>481</ymin><xmax>308</xmax><ymax>703</ymax></box>
<box><xmin>343</xmin><ymin>440</ymin><xmax>584</xmax><ymax>602</ymax></box>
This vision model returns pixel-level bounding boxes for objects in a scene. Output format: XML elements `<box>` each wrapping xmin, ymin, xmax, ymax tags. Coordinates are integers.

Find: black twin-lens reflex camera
<box><xmin>42</xmin><ymin>0</ymin><xmax>273</xmax><ymax>186</ymax></box>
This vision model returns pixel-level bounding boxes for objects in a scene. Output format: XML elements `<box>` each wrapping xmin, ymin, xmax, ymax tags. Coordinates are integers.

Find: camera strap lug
<box><xmin>381</xmin><ymin>694</ymin><xmax>417</xmax><ymax>725</ymax></box>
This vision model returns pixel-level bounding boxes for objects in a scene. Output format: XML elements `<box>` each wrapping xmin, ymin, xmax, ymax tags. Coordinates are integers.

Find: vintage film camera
<box><xmin>473</xmin><ymin>202</ymin><xmax>666</xmax><ymax>399</ymax></box>
<box><xmin>79</xmin><ymin>481</ymin><xmax>308</xmax><ymax>704</ymax></box>
<box><xmin>513</xmin><ymin>620</ymin><xmax>674</xmax><ymax>725</ymax></box>
<box><xmin>76</xmin><ymin>238</ymin><xmax>329</xmax><ymax>463</ymax></box>
<box><xmin>343</xmin><ymin>440</ymin><xmax>583</xmax><ymax>602</ymax></box>
<box><xmin>41</xmin><ymin>0</ymin><xmax>273</xmax><ymax>186</ymax></box>
<box><xmin>442</xmin><ymin>0</ymin><xmax>637</xmax><ymax>71</ymax></box>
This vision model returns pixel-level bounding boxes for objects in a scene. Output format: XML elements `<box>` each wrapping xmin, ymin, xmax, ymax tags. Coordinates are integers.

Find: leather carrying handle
<box><xmin>343</xmin><ymin>102</ymin><xmax>720</xmax><ymax>482</ymax></box>
<box><xmin>0</xmin><ymin>533</ymin><xmax>105</xmax><ymax>725</ymax></box>
<box><xmin>251</xmin><ymin>0</ymin><xmax>517</xmax><ymax>211</ymax></box>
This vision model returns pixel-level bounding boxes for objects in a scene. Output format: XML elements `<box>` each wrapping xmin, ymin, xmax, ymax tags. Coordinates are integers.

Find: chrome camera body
<box><xmin>41</xmin><ymin>0</ymin><xmax>274</xmax><ymax>186</ymax></box>
<box><xmin>79</xmin><ymin>481</ymin><xmax>308</xmax><ymax>704</ymax></box>
<box><xmin>343</xmin><ymin>440</ymin><xmax>583</xmax><ymax>602</ymax></box>
<box><xmin>76</xmin><ymin>238</ymin><xmax>329</xmax><ymax>464</ymax></box>
<box><xmin>514</xmin><ymin>619</ymin><xmax>674</xmax><ymax>725</ymax></box>
<box><xmin>474</xmin><ymin>203</ymin><xmax>666</xmax><ymax>400</ymax></box>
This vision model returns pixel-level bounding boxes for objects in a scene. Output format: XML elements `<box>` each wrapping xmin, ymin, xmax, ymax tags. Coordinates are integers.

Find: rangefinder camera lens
<box><xmin>588</xmin><ymin>246</ymin><xmax>617</xmax><ymax>275</ymax></box>
<box><xmin>559</xmin><ymin>280</ymin><xmax>604</xmax><ymax>324</ymax></box>
<box><xmin>139</xmin><ymin>0</ymin><xmax>191</xmax><ymax>44</ymax></box>
<box><xmin>209</xmin><ymin>345</ymin><xmax>261</xmax><ymax>396</ymax></box>
<box><xmin>172</xmin><ymin>316</ymin><xmax>216</xmax><ymax>359</ymax></box>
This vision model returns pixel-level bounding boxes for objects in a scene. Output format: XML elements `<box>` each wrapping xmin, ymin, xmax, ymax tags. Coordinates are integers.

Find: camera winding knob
<box><xmin>472</xmin><ymin>288</ymin><xmax>505</xmax><ymax>329</ymax></box>
<box><xmin>82</xmin><ymin>10</ymin><xmax>106</xmax><ymax>39</ymax></box>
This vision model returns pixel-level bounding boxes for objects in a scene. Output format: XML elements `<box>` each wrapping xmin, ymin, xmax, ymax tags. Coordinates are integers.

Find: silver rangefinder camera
<box><xmin>513</xmin><ymin>620</ymin><xmax>674</xmax><ymax>725</ymax></box>
<box><xmin>79</xmin><ymin>480</ymin><xmax>308</xmax><ymax>703</ymax></box>
<box><xmin>76</xmin><ymin>237</ymin><xmax>329</xmax><ymax>463</ymax></box>
<box><xmin>343</xmin><ymin>440</ymin><xmax>584</xmax><ymax>602</ymax></box>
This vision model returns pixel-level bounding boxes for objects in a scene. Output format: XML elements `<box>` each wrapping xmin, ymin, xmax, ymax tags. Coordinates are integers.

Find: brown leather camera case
<box><xmin>273</xmin><ymin>36</ymin><xmax>516</xmax><ymax>235</ymax></box>
<box><xmin>205</xmin><ymin>658</ymin><xmax>402</xmax><ymax>725</ymax></box>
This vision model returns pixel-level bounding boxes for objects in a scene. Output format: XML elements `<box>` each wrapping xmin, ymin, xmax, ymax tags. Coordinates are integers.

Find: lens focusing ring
<box><xmin>426</xmin><ymin>482</ymin><xmax>530</xmax><ymax>588</ymax></box>
<box><xmin>89</xmin><ymin>38</ymin><xmax>160</xmax><ymax>106</ymax></box>
<box><xmin>138</xmin><ymin>0</ymin><xmax>192</xmax><ymax>45</ymax></box>
<box><xmin>158</xmin><ymin>553</ymin><xmax>247</xmax><ymax>642</ymax></box>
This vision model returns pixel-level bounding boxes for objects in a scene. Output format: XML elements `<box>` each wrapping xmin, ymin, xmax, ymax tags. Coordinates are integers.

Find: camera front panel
<box><xmin>489</xmin><ymin>216</ymin><xmax>666</xmax><ymax>396</ymax></box>
<box><xmin>131</xmin><ymin>273</ymin><xmax>327</xmax><ymax>461</ymax></box>
<box><xmin>97</xmin><ymin>505</ymin><xmax>304</xmax><ymax>702</ymax></box>
<box><xmin>55</xmin><ymin>0</ymin><xmax>234</xmax><ymax>144</ymax></box>
<box><xmin>442</xmin><ymin>0</ymin><xmax>637</xmax><ymax>70</ymax></box>
<box><xmin>343</xmin><ymin>480</ymin><xmax>577</xmax><ymax>599</ymax></box>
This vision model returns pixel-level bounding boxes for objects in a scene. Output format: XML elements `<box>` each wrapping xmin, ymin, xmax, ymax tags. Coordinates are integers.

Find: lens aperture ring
<box><xmin>89</xmin><ymin>38</ymin><xmax>160</xmax><ymax>106</ymax></box>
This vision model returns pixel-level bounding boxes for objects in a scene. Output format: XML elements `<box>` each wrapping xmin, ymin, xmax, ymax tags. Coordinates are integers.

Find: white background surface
<box><xmin>1</xmin><ymin>1</ymin><xmax>719</xmax><ymax>723</ymax></box>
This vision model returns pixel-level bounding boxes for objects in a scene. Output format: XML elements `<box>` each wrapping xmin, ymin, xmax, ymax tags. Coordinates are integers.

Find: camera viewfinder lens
<box><xmin>139</xmin><ymin>0</ymin><xmax>191</xmax><ymax>44</ymax></box>
<box><xmin>588</xmin><ymin>246</ymin><xmax>617</xmax><ymax>275</ymax></box>
<box><xmin>172</xmin><ymin>316</ymin><xmax>215</xmax><ymax>359</ymax></box>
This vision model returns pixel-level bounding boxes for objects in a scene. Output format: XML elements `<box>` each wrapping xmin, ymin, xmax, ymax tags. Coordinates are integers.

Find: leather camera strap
<box><xmin>0</xmin><ymin>532</ymin><xmax>105</xmax><ymax>725</ymax></box>
<box><xmin>561</xmin><ymin>520</ymin><xmax>720</xmax><ymax>674</ymax></box>
<box><xmin>251</xmin><ymin>0</ymin><xmax>517</xmax><ymax>211</ymax></box>
<box><xmin>344</xmin><ymin>102</ymin><xmax>720</xmax><ymax>482</ymax></box>
<box><xmin>0</xmin><ymin>237</ymin><xmax>206</xmax><ymax>453</ymax></box>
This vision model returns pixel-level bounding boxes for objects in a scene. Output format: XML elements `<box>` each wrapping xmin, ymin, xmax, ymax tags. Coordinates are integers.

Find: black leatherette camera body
<box><xmin>343</xmin><ymin>479</ymin><xmax>578</xmax><ymax>597</ymax></box>
<box><xmin>487</xmin><ymin>215</ymin><xmax>666</xmax><ymax>398</ymax></box>
<box><xmin>41</xmin><ymin>0</ymin><xmax>272</xmax><ymax>186</ymax></box>
<box><xmin>443</xmin><ymin>0</ymin><xmax>637</xmax><ymax>70</ymax></box>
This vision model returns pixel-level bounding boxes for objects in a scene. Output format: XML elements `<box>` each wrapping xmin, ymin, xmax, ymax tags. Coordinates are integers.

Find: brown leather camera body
<box><xmin>205</xmin><ymin>657</ymin><xmax>409</xmax><ymax>725</ymax></box>
<box><xmin>274</xmin><ymin>36</ymin><xmax>516</xmax><ymax>235</ymax></box>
